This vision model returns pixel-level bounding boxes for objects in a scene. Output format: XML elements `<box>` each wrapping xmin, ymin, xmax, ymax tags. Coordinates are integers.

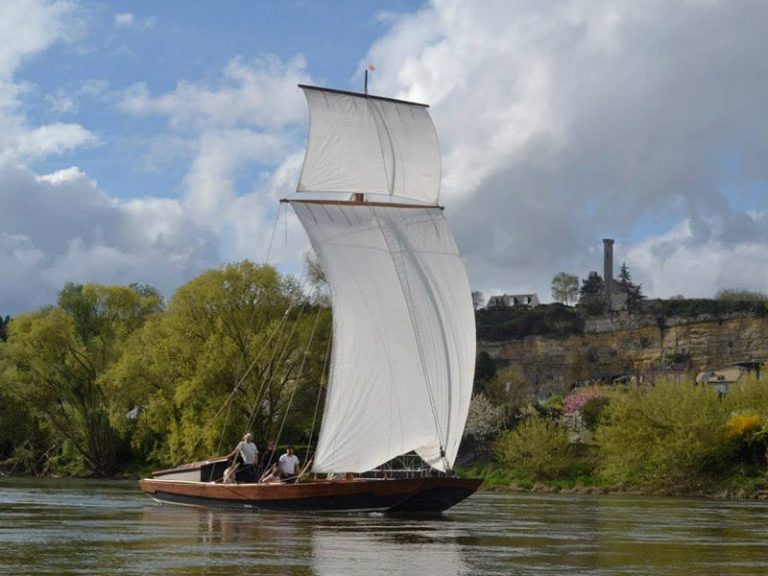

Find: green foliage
<box><xmin>493</xmin><ymin>416</ymin><xmax>579</xmax><ymax>480</ymax></box>
<box><xmin>616</xmin><ymin>263</ymin><xmax>644</xmax><ymax>312</ymax></box>
<box><xmin>551</xmin><ymin>272</ymin><xmax>579</xmax><ymax>306</ymax></box>
<box><xmin>2</xmin><ymin>284</ymin><xmax>162</xmax><ymax>475</ymax></box>
<box><xmin>715</xmin><ymin>288</ymin><xmax>767</xmax><ymax>302</ymax></box>
<box><xmin>474</xmin><ymin>351</ymin><xmax>496</xmax><ymax>387</ymax></box>
<box><xmin>0</xmin><ymin>315</ymin><xmax>9</xmax><ymax>342</ymax></box>
<box><xmin>723</xmin><ymin>377</ymin><xmax>768</xmax><ymax>414</ymax></box>
<box><xmin>540</xmin><ymin>394</ymin><xmax>564</xmax><ymax>416</ymax></box>
<box><xmin>107</xmin><ymin>261</ymin><xmax>331</xmax><ymax>468</ymax></box>
<box><xmin>648</xmin><ymin>298</ymin><xmax>768</xmax><ymax>320</ymax></box>
<box><xmin>581</xmin><ymin>396</ymin><xmax>610</xmax><ymax>431</ymax></box>
<box><xmin>578</xmin><ymin>272</ymin><xmax>606</xmax><ymax>316</ymax></box>
<box><xmin>476</xmin><ymin>303</ymin><xmax>583</xmax><ymax>341</ymax></box>
<box><xmin>595</xmin><ymin>382</ymin><xmax>728</xmax><ymax>491</ymax></box>
<box><xmin>482</xmin><ymin>366</ymin><xmax>537</xmax><ymax>426</ymax></box>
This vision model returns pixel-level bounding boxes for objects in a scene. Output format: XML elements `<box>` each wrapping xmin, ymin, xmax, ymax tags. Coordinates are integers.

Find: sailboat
<box><xmin>139</xmin><ymin>82</ymin><xmax>481</xmax><ymax>513</ymax></box>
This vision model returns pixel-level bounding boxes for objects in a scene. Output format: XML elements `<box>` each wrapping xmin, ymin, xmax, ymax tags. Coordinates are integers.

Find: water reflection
<box><xmin>311</xmin><ymin>517</ymin><xmax>467</xmax><ymax>576</ymax></box>
<box><xmin>2</xmin><ymin>478</ymin><xmax>768</xmax><ymax>576</ymax></box>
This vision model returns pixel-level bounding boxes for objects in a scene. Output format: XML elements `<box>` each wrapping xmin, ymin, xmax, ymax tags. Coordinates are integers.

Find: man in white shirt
<box><xmin>228</xmin><ymin>433</ymin><xmax>259</xmax><ymax>483</ymax></box>
<box><xmin>278</xmin><ymin>446</ymin><xmax>300</xmax><ymax>483</ymax></box>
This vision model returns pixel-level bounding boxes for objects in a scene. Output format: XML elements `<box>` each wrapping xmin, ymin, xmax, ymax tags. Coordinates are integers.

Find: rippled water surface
<box><xmin>2</xmin><ymin>478</ymin><xmax>768</xmax><ymax>575</ymax></box>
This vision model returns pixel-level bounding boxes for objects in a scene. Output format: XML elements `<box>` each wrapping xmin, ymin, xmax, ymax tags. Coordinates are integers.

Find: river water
<box><xmin>1</xmin><ymin>478</ymin><xmax>768</xmax><ymax>575</ymax></box>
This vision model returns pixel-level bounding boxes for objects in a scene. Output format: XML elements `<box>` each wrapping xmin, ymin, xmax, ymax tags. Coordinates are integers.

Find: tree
<box><xmin>474</xmin><ymin>351</ymin><xmax>496</xmax><ymax>389</ymax></box>
<box><xmin>616</xmin><ymin>263</ymin><xmax>644</xmax><ymax>312</ymax></box>
<box><xmin>551</xmin><ymin>272</ymin><xmax>579</xmax><ymax>305</ymax></box>
<box><xmin>471</xmin><ymin>291</ymin><xmax>485</xmax><ymax>310</ymax></box>
<box><xmin>578</xmin><ymin>271</ymin><xmax>606</xmax><ymax>316</ymax></box>
<box><xmin>0</xmin><ymin>315</ymin><xmax>9</xmax><ymax>342</ymax></box>
<box><xmin>108</xmin><ymin>261</ymin><xmax>331</xmax><ymax>467</ymax></box>
<box><xmin>715</xmin><ymin>288</ymin><xmax>767</xmax><ymax>302</ymax></box>
<box><xmin>2</xmin><ymin>283</ymin><xmax>162</xmax><ymax>475</ymax></box>
<box><xmin>464</xmin><ymin>393</ymin><xmax>503</xmax><ymax>440</ymax></box>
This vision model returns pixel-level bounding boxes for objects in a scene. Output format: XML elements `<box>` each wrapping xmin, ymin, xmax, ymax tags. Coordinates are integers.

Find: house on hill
<box><xmin>696</xmin><ymin>366</ymin><xmax>747</xmax><ymax>395</ymax></box>
<box><xmin>486</xmin><ymin>293</ymin><xmax>540</xmax><ymax>308</ymax></box>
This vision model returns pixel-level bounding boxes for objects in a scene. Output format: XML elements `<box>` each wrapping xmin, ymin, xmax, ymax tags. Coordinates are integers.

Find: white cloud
<box><xmin>46</xmin><ymin>79</ymin><xmax>108</xmax><ymax>114</ymax></box>
<box><xmin>7</xmin><ymin>0</ymin><xmax>768</xmax><ymax>316</ymax></box>
<box><xmin>0</xmin><ymin>161</ymin><xmax>219</xmax><ymax>314</ymax></box>
<box><xmin>14</xmin><ymin>122</ymin><xmax>98</xmax><ymax>158</ymax></box>
<box><xmin>362</xmin><ymin>0</ymin><xmax>768</xmax><ymax>300</ymax></box>
<box><xmin>113</xmin><ymin>13</ymin><xmax>134</xmax><ymax>28</ymax></box>
<box><xmin>0</xmin><ymin>0</ymin><xmax>96</xmax><ymax>163</ymax></box>
<box><xmin>113</xmin><ymin>12</ymin><xmax>155</xmax><ymax>31</ymax></box>
<box><xmin>120</xmin><ymin>55</ymin><xmax>309</xmax><ymax>130</ymax></box>
<box><xmin>1</xmin><ymin>52</ymin><xmax>312</xmax><ymax>314</ymax></box>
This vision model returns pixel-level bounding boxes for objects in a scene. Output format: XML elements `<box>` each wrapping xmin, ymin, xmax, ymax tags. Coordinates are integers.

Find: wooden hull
<box><xmin>139</xmin><ymin>476</ymin><xmax>482</xmax><ymax>513</ymax></box>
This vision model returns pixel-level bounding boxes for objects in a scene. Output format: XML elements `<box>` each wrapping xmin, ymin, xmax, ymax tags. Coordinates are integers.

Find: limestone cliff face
<box><xmin>479</xmin><ymin>311</ymin><xmax>768</xmax><ymax>398</ymax></box>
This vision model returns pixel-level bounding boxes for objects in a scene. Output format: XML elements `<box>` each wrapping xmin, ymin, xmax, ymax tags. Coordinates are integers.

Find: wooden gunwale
<box><xmin>139</xmin><ymin>476</ymin><xmax>481</xmax><ymax>505</ymax></box>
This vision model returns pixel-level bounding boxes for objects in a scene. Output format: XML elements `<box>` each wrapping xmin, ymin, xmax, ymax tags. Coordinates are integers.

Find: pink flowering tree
<box><xmin>563</xmin><ymin>387</ymin><xmax>607</xmax><ymax>414</ymax></box>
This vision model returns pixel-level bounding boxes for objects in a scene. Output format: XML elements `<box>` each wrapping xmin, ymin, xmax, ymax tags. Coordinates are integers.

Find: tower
<box><xmin>603</xmin><ymin>238</ymin><xmax>614</xmax><ymax>308</ymax></box>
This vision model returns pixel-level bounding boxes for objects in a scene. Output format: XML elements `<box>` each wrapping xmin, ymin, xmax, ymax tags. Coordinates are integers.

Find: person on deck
<box><xmin>261</xmin><ymin>439</ymin><xmax>279</xmax><ymax>471</ymax></box>
<box><xmin>278</xmin><ymin>446</ymin><xmax>300</xmax><ymax>483</ymax></box>
<box><xmin>228</xmin><ymin>433</ymin><xmax>259</xmax><ymax>483</ymax></box>
<box><xmin>261</xmin><ymin>464</ymin><xmax>282</xmax><ymax>484</ymax></box>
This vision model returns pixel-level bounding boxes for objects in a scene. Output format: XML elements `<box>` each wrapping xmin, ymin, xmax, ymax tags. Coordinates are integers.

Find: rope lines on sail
<box><xmin>304</xmin><ymin>328</ymin><xmax>332</xmax><ymax>472</ymax></box>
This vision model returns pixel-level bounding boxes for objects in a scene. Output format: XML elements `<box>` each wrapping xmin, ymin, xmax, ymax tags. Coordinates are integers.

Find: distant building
<box><xmin>696</xmin><ymin>366</ymin><xmax>747</xmax><ymax>395</ymax></box>
<box><xmin>486</xmin><ymin>293</ymin><xmax>540</xmax><ymax>308</ymax></box>
<box><xmin>696</xmin><ymin>361</ymin><xmax>766</xmax><ymax>394</ymax></box>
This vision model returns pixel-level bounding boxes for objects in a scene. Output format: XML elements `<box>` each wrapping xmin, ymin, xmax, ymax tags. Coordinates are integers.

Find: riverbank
<box><xmin>460</xmin><ymin>463</ymin><xmax>768</xmax><ymax>500</ymax></box>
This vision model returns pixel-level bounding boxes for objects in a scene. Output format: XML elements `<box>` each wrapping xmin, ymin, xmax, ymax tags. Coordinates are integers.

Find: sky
<box><xmin>1</xmin><ymin>0</ymin><xmax>768</xmax><ymax>315</ymax></box>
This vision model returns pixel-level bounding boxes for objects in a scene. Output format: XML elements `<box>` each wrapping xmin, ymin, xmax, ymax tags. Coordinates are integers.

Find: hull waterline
<box><xmin>139</xmin><ymin>476</ymin><xmax>482</xmax><ymax>513</ymax></box>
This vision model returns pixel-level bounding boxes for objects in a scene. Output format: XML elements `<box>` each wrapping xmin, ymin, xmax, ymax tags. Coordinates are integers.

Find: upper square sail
<box><xmin>297</xmin><ymin>85</ymin><xmax>441</xmax><ymax>205</ymax></box>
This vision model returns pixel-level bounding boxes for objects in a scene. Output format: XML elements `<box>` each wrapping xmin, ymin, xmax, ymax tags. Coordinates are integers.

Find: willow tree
<box><xmin>108</xmin><ymin>262</ymin><xmax>331</xmax><ymax>467</ymax></box>
<box><xmin>2</xmin><ymin>283</ymin><xmax>162</xmax><ymax>475</ymax></box>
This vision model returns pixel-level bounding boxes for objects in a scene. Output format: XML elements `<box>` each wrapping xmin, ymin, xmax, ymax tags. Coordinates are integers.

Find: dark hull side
<box><xmin>139</xmin><ymin>476</ymin><xmax>482</xmax><ymax>513</ymax></box>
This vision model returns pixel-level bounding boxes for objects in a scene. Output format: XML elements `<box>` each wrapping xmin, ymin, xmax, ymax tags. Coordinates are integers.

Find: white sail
<box><xmin>297</xmin><ymin>86</ymin><xmax>441</xmax><ymax>205</ymax></box>
<box><xmin>292</xmin><ymin>202</ymin><xmax>476</xmax><ymax>473</ymax></box>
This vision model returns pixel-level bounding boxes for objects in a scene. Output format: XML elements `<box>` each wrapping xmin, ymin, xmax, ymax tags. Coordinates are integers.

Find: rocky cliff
<box><xmin>479</xmin><ymin>309</ymin><xmax>768</xmax><ymax>398</ymax></box>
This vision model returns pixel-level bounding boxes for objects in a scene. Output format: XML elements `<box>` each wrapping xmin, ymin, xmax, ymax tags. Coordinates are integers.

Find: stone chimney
<box><xmin>603</xmin><ymin>238</ymin><xmax>614</xmax><ymax>308</ymax></box>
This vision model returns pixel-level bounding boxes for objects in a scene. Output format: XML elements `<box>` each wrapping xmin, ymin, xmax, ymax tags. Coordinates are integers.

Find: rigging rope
<box><xmin>243</xmin><ymin>297</ymin><xmax>310</xmax><ymax>436</ymax></box>
<box><xmin>270</xmin><ymin>303</ymin><xmax>325</xmax><ymax>459</ymax></box>
<box><xmin>304</xmin><ymin>329</ymin><xmax>332</xmax><ymax>470</ymax></box>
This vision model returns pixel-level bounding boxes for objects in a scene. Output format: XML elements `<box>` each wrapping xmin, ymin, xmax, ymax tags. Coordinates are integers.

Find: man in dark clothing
<box><xmin>261</xmin><ymin>439</ymin><xmax>279</xmax><ymax>473</ymax></box>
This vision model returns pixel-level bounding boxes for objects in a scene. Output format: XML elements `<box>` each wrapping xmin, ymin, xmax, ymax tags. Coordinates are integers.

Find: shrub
<box><xmin>724</xmin><ymin>411</ymin><xmax>768</xmax><ymax>467</ymax></box>
<box><xmin>581</xmin><ymin>396</ymin><xmax>610</xmax><ymax>431</ymax></box>
<box><xmin>724</xmin><ymin>377</ymin><xmax>768</xmax><ymax>414</ymax></box>
<box><xmin>493</xmin><ymin>416</ymin><xmax>576</xmax><ymax>480</ymax></box>
<box><xmin>726</xmin><ymin>412</ymin><xmax>765</xmax><ymax>439</ymax></box>
<box><xmin>595</xmin><ymin>381</ymin><xmax>728</xmax><ymax>491</ymax></box>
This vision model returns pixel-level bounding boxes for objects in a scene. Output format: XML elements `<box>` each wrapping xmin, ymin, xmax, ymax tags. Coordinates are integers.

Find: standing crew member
<box><xmin>228</xmin><ymin>433</ymin><xmax>259</xmax><ymax>483</ymax></box>
<box><xmin>278</xmin><ymin>446</ymin><xmax>300</xmax><ymax>483</ymax></box>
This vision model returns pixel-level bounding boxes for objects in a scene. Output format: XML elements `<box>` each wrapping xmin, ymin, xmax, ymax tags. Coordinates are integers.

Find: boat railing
<box><xmin>357</xmin><ymin>453</ymin><xmax>454</xmax><ymax>479</ymax></box>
